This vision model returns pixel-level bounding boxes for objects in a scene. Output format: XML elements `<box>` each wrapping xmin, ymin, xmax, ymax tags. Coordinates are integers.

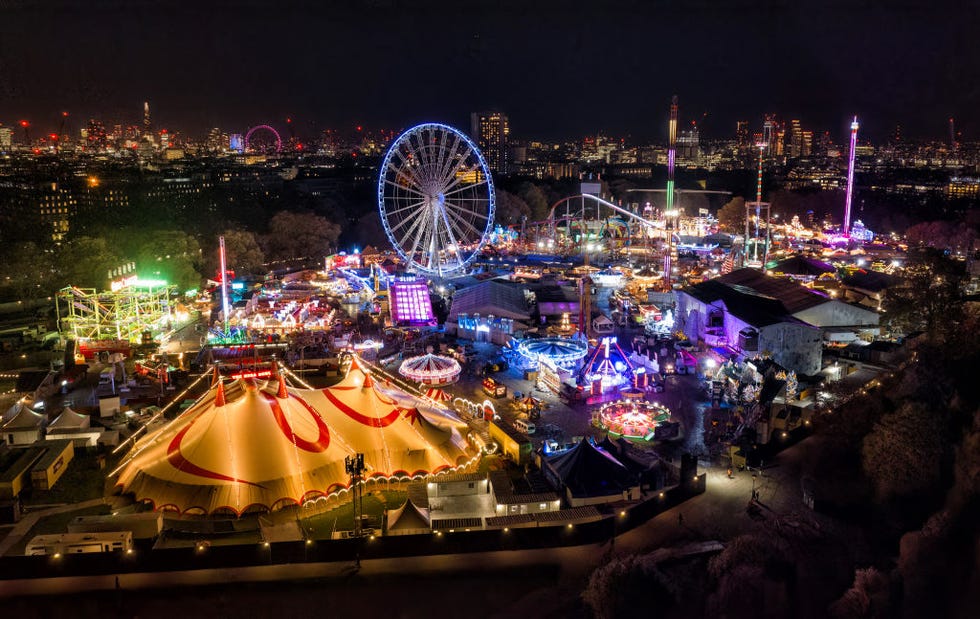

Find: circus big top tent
<box><xmin>113</xmin><ymin>363</ymin><xmax>476</xmax><ymax>516</ymax></box>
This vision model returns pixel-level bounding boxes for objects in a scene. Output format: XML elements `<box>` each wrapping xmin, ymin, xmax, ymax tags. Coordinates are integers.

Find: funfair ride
<box><xmin>378</xmin><ymin>123</ymin><xmax>496</xmax><ymax>277</ymax></box>
<box><xmin>398</xmin><ymin>352</ymin><xmax>462</xmax><ymax>386</ymax></box>
<box><xmin>516</xmin><ymin>337</ymin><xmax>589</xmax><ymax>369</ymax></box>
<box><xmin>596</xmin><ymin>400</ymin><xmax>672</xmax><ymax>442</ymax></box>
<box><xmin>842</xmin><ymin>116</ymin><xmax>859</xmax><ymax>237</ymax></box>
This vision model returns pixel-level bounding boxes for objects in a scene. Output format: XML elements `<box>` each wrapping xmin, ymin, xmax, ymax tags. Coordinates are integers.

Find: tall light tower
<box><xmin>219</xmin><ymin>235</ymin><xmax>230</xmax><ymax>334</ymax></box>
<box><xmin>664</xmin><ymin>95</ymin><xmax>678</xmax><ymax>290</ymax></box>
<box><xmin>345</xmin><ymin>453</ymin><xmax>366</xmax><ymax>538</ymax></box>
<box><xmin>744</xmin><ymin>142</ymin><xmax>771</xmax><ymax>269</ymax></box>
<box><xmin>842</xmin><ymin>116</ymin><xmax>859</xmax><ymax>237</ymax></box>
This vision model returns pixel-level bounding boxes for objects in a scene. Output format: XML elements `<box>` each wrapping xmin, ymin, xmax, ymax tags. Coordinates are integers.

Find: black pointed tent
<box><xmin>542</xmin><ymin>438</ymin><xmax>640</xmax><ymax>507</ymax></box>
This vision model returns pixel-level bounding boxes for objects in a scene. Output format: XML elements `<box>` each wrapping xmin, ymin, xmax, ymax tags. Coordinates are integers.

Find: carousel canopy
<box><xmin>398</xmin><ymin>353</ymin><xmax>461</xmax><ymax>386</ymax></box>
<box><xmin>114</xmin><ymin>365</ymin><xmax>473</xmax><ymax>516</ymax></box>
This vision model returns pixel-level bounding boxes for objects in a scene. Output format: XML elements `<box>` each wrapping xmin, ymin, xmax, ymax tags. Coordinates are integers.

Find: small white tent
<box><xmin>48</xmin><ymin>407</ymin><xmax>91</xmax><ymax>432</ymax></box>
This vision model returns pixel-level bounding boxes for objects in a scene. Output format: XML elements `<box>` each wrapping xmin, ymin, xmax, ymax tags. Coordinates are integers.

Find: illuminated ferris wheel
<box><xmin>377</xmin><ymin>123</ymin><xmax>495</xmax><ymax>277</ymax></box>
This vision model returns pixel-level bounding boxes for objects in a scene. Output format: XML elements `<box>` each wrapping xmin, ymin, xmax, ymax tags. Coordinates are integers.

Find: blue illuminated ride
<box><xmin>517</xmin><ymin>337</ymin><xmax>589</xmax><ymax>369</ymax></box>
<box><xmin>377</xmin><ymin>123</ymin><xmax>495</xmax><ymax>277</ymax></box>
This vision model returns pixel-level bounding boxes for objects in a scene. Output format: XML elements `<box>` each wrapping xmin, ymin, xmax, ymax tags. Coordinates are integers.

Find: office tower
<box><xmin>736</xmin><ymin>121</ymin><xmax>749</xmax><ymax>147</ymax></box>
<box><xmin>0</xmin><ymin>127</ymin><xmax>12</xmax><ymax>153</ymax></box>
<box><xmin>802</xmin><ymin>130</ymin><xmax>813</xmax><ymax>157</ymax></box>
<box><xmin>790</xmin><ymin>119</ymin><xmax>803</xmax><ymax>157</ymax></box>
<box><xmin>470</xmin><ymin>111</ymin><xmax>510</xmax><ymax>174</ymax></box>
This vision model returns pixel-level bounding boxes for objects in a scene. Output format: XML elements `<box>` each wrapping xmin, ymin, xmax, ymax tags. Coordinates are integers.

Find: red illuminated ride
<box><xmin>398</xmin><ymin>352</ymin><xmax>461</xmax><ymax>386</ymax></box>
<box><xmin>596</xmin><ymin>400</ymin><xmax>672</xmax><ymax>442</ymax></box>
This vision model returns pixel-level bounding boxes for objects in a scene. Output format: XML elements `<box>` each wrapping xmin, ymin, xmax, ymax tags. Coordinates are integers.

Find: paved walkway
<box><xmin>0</xmin><ymin>497</ymin><xmax>109</xmax><ymax>557</ymax></box>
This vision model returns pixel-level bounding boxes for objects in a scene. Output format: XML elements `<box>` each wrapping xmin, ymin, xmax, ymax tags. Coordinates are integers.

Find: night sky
<box><xmin>1</xmin><ymin>0</ymin><xmax>977</xmax><ymax>142</ymax></box>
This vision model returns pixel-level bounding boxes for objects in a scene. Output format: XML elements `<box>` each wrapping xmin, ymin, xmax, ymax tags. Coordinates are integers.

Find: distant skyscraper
<box><xmin>470</xmin><ymin>111</ymin><xmax>510</xmax><ymax>174</ymax></box>
<box><xmin>735</xmin><ymin>121</ymin><xmax>749</xmax><ymax>147</ymax></box>
<box><xmin>802</xmin><ymin>130</ymin><xmax>813</xmax><ymax>157</ymax></box>
<box><xmin>0</xmin><ymin>127</ymin><xmax>12</xmax><ymax>153</ymax></box>
<box><xmin>790</xmin><ymin>119</ymin><xmax>803</xmax><ymax>158</ymax></box>
<box><xmin>143</xmin><ymin>101</ymin><xmax>151</xmax><ymax>137</ymax></box>
<box><xmin>85</xmin><ymin>119</ymin><xmax>108</xmax><ymax>150</ymax></box>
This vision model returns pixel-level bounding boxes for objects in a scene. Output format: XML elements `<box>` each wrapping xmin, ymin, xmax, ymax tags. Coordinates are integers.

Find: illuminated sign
<box><xmin>110</xmin><ymin>275</ymin><xmax>139</xmax><ymax>292</ymax></box>
<box><xmin>229</xmin><ymin>369</ymin><xmax>273</xmax><ymax>379</ymax></box>
<box><xmin>389</xmin><ymin>280</ymin><xmax>436</xmax><ymax>327</ymax></box>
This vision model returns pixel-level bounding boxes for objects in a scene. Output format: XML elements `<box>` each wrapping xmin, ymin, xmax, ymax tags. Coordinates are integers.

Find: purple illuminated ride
<box><xmin>664</xmin><ymin>96</ymin><xmax>678</xmax><ymax>289</ymax></box>
<box><xmin>581</xmin><ymin>336</ymin><xmax>634</xmax><ymax>392</ymax></box>
<box><xmin>842</xmin><ymin>116</ymin><xmax>859</xmax><ymax>237</ymax></box>
<box><xmin>389</xmin><ymin>279</ymin><xmax>436</xmax><ymax>327</ymax></box>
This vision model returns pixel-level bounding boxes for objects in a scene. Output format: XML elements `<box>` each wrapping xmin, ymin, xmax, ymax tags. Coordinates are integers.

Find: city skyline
<box><xmin>1</xmin><ymin>0</ymin><xmax>976</xmax><ymax>142</ymax></box>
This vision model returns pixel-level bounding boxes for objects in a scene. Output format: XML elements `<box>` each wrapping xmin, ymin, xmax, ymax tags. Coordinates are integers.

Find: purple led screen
<box><xmin>390</xmin><ymin>281</ymin><xmax>436</xmax><ymax>327</ymax></box>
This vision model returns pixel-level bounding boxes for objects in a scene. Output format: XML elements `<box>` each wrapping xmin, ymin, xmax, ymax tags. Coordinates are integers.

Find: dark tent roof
<box><xmin>841</xmin><ymin>270</ymin><xmax>902</xmax><ymax>293</ymax></box>
<box><xmin>598</xmin><ymin>435</ymin><xmax>661</xmax><ymax>474</ymax></box>
<box><xmin>683</xmin><ymin>279</ymin><xmax>797</xmax><ymax>328</ymax></box>
<box><xmin>770</xmin><ymin>256</ymin><xmax>836</xmax><ymax>277</ymax></box>
<box><xmin>448</xmin><ymin>280</ymin><xmax>530</xmax><ymax>321</ymax></box>
<box><xmin>715</xmin><ymin>268</ymin><xmax>831</xmax><ymax>314</ymax></box>
<box><xmin>544</xmin><ymin>438</ymin><xmax>636</xmax><ymax>498</ymax></box>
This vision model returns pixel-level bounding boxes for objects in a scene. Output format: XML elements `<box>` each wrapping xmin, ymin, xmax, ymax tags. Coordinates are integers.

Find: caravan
<box><xmin>513</xmin><ymin>418</ymin><xmax>536</xmax><ymax>435</ymax></box>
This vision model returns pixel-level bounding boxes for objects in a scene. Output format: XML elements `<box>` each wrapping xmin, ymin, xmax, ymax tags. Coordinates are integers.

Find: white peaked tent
<box><xmin>114</xmin><ymin>363</ymin><xmax>476</xmax><ymax>516</ymax></box>
<box><xmin>1</xmin><ymin>405</ymin><xmax>45</xmax><ymax>445</ymax></box>
<box><xmin>48</xmin><ymin>407</ymin><xmax>91</xmax><ymax>431</ymax></box>
<box><xmin>387</xmin><ymin>498</ymin><xmax>430</xmax><ymax>531</ymax></box>
<box><xmin>3</xmin><ymin>402</ymin><xmax>27</xmax><ymax>426</ymax></box>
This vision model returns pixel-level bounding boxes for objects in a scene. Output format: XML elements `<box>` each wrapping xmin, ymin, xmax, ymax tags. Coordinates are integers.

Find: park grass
<box><xmin>302</xmin><ymin>490</ymin><xmax>406</xmax><ymax>539</ymax></box>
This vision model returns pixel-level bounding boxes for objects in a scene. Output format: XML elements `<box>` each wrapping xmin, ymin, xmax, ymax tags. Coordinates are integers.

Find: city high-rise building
<box><xmin>0</xmin><ymin>126</ymin><xmax>12</xmax><ymax>153</ymax></box>
<box><xmin>143</xmin><ymin>101</ymin><xmax>151</xmax><ymax>137</ymax></box>
<box><xmin>775</xmin><ymin>127</ymin><xmax>785</xmax><ymax>157</ymax></box>
<box><xmin>84</xmin><ymin>119</ymin><xmax>108</xmax><ymax>150</ymax></box>
<box><xmin>802</xmin><ymin>130</ymin><xmax>813</xmax><ymax>157</ymax></box>
<box><xmin>790</xmin><ymin>119</ymin><xmax>803</xmax><ymax>158</ymax></box>
<box><xmin>677</xmin><ymin>123</ymin><xmax>700</xmax><ymax>161</ymax></box>
<box><xmin>736</xmin><ymin>121</ymin><xmax>749</xmax><ymax>147</ymax></box>
<box><xmin>470</xmin><ymin>111</ymin><xmax>510</xmax><ymax>174</ymax></box>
